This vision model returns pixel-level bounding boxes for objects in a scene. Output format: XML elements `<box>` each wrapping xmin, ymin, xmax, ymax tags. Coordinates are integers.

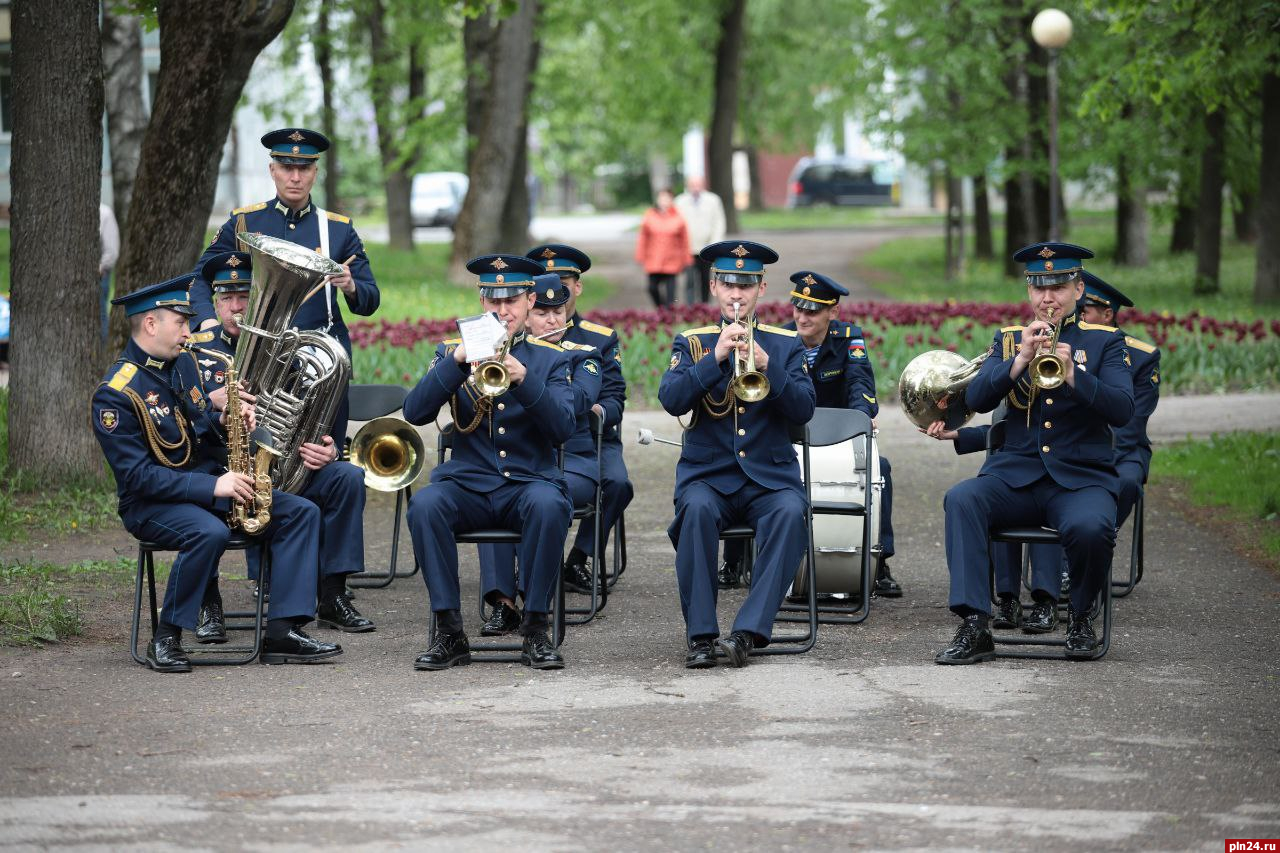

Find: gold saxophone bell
<box><xmin>1029</xmin><ymin>310</ymin><xmax>1065</xmax><ymax>390</ymax></box>
<box><xmin>729</xmin><ymin>301</ymin><xmax>770</xmax><ymax>403</ymax></box>
<box><xmin>349</xmin><ymin>417</ymin><xmax>425</xmax><ymax>492</ymax></box>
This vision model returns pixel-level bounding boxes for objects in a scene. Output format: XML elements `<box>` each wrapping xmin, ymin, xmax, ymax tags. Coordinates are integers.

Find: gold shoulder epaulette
<box><xmin>578</xmin><ymin>319</ymin><xmax>614</xmax><ymax>335</ymax></box>
<box><xmin>231</xmin><ymin>201</ymin><xmax>268</xmax><ymax>215</ymax></box>
<box><xmin>529</xmin><ymin>337</ymin><xmax>564</xmax><ymax>351</ymax></box>
<box><xmin>681</xmin><ymin>325</ymin><xmax>718</xmax><ymax>337</ymax></box>
<box><xmin>1124</xmin><ymin>335</ymin><xmax>1156</xmax><ymax>353</ymax></box>
<box><xmin>758</xmin><ymin>323</ymin><xmax>797</xmax><ymax>337</ymax></box>
<box><xmin>1000</xmin><ymin>325</ymin><xmax>1024</xmax><ymax>333</ymax></box>
<box><xmin>561</xmin><ymin>340</ymin><xmax>594</xmax><ymax>351</ymax></box>
<box><xmin>107</xmin><ymin>362</ymin><xmax>137</xmax><ymax>391</ymax></box>
<box><xmin>324</xmin><ymin>210</ymin><xmax>351</xmax><ymax>224</ymax></box>
<box><xmin>189</xmin><ymin>330</ymin><xmax>216</xmax><ymax>343</ymax></box>
<box><xmin>441</xmin><ymin>337</ymin><xmax>462</xmax><ymax>346</ymax></box>
<box><xmin>1078</xmin><ymin>320</ymin><xmax>1119</xmax><ymax>332</ymax></box>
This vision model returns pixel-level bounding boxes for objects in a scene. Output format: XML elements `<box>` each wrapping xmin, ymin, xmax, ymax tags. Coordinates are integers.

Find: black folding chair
<box><xmin>428</xmin><ymin>424</ymin><xmax>565</xmax><ymax>662</ymax></box>
<box><xmin>779</xmin><ymin>408</ymin><xmax>878</xmax><ymax>625</ymax></box>
<box><xmin>129</xmin><ymin>534</ymin><xmax>269</xmax><ymax>667</ymax></box>
<box><xmin>605</xmin><ymin>513</ymin><xmax>628</xmax><ymax>589</ymax></box>
<box><xmin>344</xmin><ymin>383</ymin><xmax>420</xmax><ymax>589</ymax></box>
<box><xmin>1111</xmin><ymin>489</ymin><xmax>1145</xmax><ymax>597</ymax></box>
<box><xmin>563</xmin><ymin>410</ymin><xmax>608</xmax><ymax>625</ymax></box>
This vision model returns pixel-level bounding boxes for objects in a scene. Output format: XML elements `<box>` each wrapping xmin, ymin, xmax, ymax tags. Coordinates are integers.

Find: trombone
<box><xmin>729</xmin><ymin>301</ymin><xmax>769</xmax><ymax>402</ymax></box>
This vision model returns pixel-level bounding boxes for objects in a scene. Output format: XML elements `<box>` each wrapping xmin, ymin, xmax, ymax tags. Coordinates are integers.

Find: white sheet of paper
<box><xmin>457</xmin><ymin>313</ymin><xmax>507</xmax><ymax>361</ymax></box>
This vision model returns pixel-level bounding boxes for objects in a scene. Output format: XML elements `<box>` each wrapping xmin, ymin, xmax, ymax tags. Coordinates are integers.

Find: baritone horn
<box><xmin>349</xmin><ymin>417</ymin><xmax>425</xmax><ymax>492</ymax></box>
<box><xmin>729</xmin><ymin>301</ymin><xmax>770</xmax><ymax>402</ymax></box>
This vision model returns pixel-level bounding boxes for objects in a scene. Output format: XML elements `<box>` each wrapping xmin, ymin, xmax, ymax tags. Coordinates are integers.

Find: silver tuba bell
<box><xmin>234</xmin><ymin>232</ymin><xmax>352</xmax><ymax>494</ymax></box>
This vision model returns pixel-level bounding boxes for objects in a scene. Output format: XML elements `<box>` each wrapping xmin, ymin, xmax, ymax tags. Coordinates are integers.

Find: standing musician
<box><xmin>719</xmin><ymin>270</ymin><xmax>903</xmax><ymax>598</ymax></box>
<box><xmin>936</xmin><ymin>242</ymin><xmax>1134</xmax><ymax>664</ymax></box>
<box><xmin>475</xmin><ymin>273</ymin><xmax>603</xmax><ymax>635</ymax></box>
<box><xmin>91</xmin><ymin>276</ymin><xmax>341</xmax><ymax>672</ymax></box>
<box><xmin>660</xmin><ymin>240</ymin><xmax>816</xmax><ymax>669</ymax></box>
<box><xmin>527</xmin><ymin>243</ymin><xmax>633</xmax><ymax>593</ymax></box>
<box><xmin>403</xmin><ymin>255</ymin><xmax>576</xmax><ymax>671</ymax></box>
<box><xmin>189</xmin><ymin>127</ymin><xmax>379</xmax><ymax>454</ymax></box>
<box><xmin>188</xmin><ymin>252</ymin><xmax>375</xmax><ymax>641</ymax></box>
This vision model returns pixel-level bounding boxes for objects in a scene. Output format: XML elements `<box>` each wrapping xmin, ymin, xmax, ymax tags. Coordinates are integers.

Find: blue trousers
<box><xmin>408</xmin><ymin>479</ymin><xmax>572</xmax><ymax>615</ymax></box>
<box><xmin>945</xmin><ymin>474</ymin><xmax>1116</xmax><ymax>616</ymax></box>
<box><xmin>127</xmin><ymin>490</ymin><xmax>319</xmax><ymax>629</ymax></box>
<box><xmin>478</xmin><ymin>472</ymin><xmax>594</xmax><ymax>603</ymax></box>
<box><xmin>994</xmin><ymin>460</ymin><xmax>1143</xmax><ymax>597</ymax></box>
<box><xmin>247</xmin><ymin>460</ymin><xmax>366</xmax><ymax>581</ymax></box>
<box><xmin>571</xmin><ymin>441</ymin><xmax>632</xmax><ymax>558</ymax></box>
<box><xmin>669</xmin><ymin>481</ymin><xmax>808</xmax><ymax>644</ymax></box>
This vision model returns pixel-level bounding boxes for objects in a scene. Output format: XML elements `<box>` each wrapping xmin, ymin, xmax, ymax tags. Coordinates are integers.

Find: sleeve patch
<box><xmin>98</xmin><ymin>408</ymin><xmax>119</xmax><ymax>432</ymax></box>
<box><xmin>848</xmin><ymin>345</ymin><xmax>867</xmax><ymax>360</ymax></box>
<box><xmin>1151</xmin><ymin>369</ymin><xmax>1160</xmax><ymax>385</ymax></box>
<box><xmin>670</xmin><ymin>353</ymin><xmax>681</xmax><ymax>369</ymax></box>
<box><xmin>584</xmin><ymin>361</ymin><xmax>599</xmax><ymax>375</ymax></box>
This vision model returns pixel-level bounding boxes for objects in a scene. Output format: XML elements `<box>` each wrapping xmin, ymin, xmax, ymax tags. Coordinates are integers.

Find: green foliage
<box><xmin>0</xmin><ymin>558</ymin><xmax>143</xmax><ymax>647</ymax></box>
<box><xmin>1151</xmin><ymin>431</ymin><xmax>1280</xmax><ymax>559</ymax></box>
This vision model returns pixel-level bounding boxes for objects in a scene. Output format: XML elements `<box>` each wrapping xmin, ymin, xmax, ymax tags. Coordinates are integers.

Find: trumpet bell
<box><xmin>349</xmin><ymin>417</ymin><xmax>425</xmax><ymax>492</ymax></box>
<box><xmin>1030</xmin><ymin>352</ymin><xmax>1065</xmax><ymax>389</ymax></box>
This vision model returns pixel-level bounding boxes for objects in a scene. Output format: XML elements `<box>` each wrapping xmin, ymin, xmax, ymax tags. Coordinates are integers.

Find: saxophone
<box><xmin>187</xmin><ymin>345</ymin><xmax>274</xmax><ymax>533</ymax></box>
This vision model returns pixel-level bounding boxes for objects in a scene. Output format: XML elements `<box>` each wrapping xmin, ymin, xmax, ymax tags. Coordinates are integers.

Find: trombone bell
<box><xmin>350</xmin><ymin>417</ymin><xmax>425</xmax><ymax>492</ymax></box>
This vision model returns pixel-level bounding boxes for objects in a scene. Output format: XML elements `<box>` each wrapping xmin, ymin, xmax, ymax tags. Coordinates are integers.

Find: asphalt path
<box><xmin>1</xmin><ymin>392</ymin><xmax>1278</xmax><ymax>851</ymax></box>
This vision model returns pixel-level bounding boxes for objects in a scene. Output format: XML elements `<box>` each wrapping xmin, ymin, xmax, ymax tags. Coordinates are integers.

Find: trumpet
<box><xmin>729</xmin><ymin>301</ymin><xmax>770</xmax><ymax>403</ymax></box>
<box><xmin>1028</xmin><ymin>307</ymin><xmax>1065</xmax><ymax>390</ymax></box>
<box><xmin>472</xmin><ymin>335</ymin><xmax>513</xmax><ymax>397</ymax></box>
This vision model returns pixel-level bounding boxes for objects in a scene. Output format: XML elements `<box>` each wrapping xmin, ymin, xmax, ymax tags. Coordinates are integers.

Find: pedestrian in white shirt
<box><xmin>99</xmin><ymin>203</ymin><xmax>120</xmax><ymax>340</ymax></box>
<box><xmin>674</xmin><ymin>176</ymin><xmax>726</xmax><ymax>304</ymax></box>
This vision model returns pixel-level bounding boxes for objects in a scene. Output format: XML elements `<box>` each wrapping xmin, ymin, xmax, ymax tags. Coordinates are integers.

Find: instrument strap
<box><xmin>314</xmin><ymin>207</ymin><xmax>335</xmax><ymax>334</ymax></box>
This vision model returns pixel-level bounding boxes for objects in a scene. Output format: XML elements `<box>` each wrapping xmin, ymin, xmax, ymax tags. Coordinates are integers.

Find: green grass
<box><xmin>860</xmin><ymin>221</ymin><xmax>1274</xmax><ymax>319</ymax></box>
<box><xmin>0</xmin><ymin>557</ymin><xmax>147</xmax><ymax>646</ymax></box>
<box><xmin>1151</xmin><ymin>431</ymin><xmax>1280</xmax><ymax>560</ymax></box>
<box><xmin>739</xmin><ymin>206</ymin><xmax>945</xmax><ymax>231</ymax></box>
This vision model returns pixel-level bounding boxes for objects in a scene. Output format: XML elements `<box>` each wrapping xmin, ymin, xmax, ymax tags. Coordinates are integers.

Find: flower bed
<box><xmin>348</xmin><ymin>302</ymin><xmax>1280</xmax><ymax>407</ymax></box>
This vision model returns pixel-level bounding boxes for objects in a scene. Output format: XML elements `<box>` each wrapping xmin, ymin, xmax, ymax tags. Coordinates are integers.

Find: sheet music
<box><xmin>457</xmin><ymin>313</ymin><xmax>507</xmax><ymax>361</ymax></box>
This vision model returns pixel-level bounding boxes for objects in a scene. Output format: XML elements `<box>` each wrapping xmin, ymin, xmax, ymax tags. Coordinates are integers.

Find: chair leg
<box><xmin>349</xmin><ymin>486</ymin><xmax>420</xmax><ymax>588</ymax></box>
<box><xmin>1112</xmin><ymin>492</ymin><xmax>1144</xmax><ymax>597</ymax></box>
<box><xmin>130</xmin><ymin>545</ymin><xmax>149</xmax><ymax>667</ymax></box>
<box><xmin>606</xmin><ymin>514</ymin><xmax>627</xmax><ymax>588</ymax></box>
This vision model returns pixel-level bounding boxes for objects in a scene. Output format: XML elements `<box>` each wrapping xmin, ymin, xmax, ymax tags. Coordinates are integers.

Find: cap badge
<box><xmin>491</xmin><ymin>258</ymin><xmax>509</xmax><ymax>270</ymax></box>
<box><xmin>547</xmin><ymin>260</ymin><xmax>556</xmax><ymax>269</ymax></box>
<box><xmin>225</xmin><ymin>255</ymin><xmax>241</xmax><ymax>267</ymax></box>
<box><xmin>731</xmin><ymin>244</ymin><xmax>750</xmax><ymax>257</ymax></box>
<box><xmin>802</xmin><ymin>286</ymin><xmax>811</xmax><ymax>296</ymax></box>
<box><xmin>1044</xmin><ymin>260</ymin><xmax>1054</xmax><ymax>271</ymax></box>
<box><xmin>288</xmin><ymin>130</ymin><xmax>306</xmax><ymax>142</ymax></box>
<box><xmin>1038</xmin><ymin>246</ymin><xmax>1055</xmax><ymax>259</ymax></box>
<box><xmin>495</xmin><ymin>274</ymin><xmax>505</xmax><ymax>283</ymax></box>
<box><xmin>735</xmin><ymin>259</ymin><xmax>745</xmax><ymax>269</ymax></box>
<box><xmin>802</xmin><ymin>274</ymin><xmax>817</xmax><ymax>286</ymax></box>
<box><xmin>545</xmin><ymin>289</ymin><xmax>555</xmax><ymax>298</ymax></box>
<box><xmin>229</xmin><ymin>271</ymin><xmax>239</xmax><ymax>279</ymax></box>
<box><xmin>291</xmin><ymin>146</ymin><xmax>300</xmax><ymax>154</ymax></box>
<box><xmin>541</xmin><ymin>248</ymin><xmax>556</xmax><ymax>259</ymax></box>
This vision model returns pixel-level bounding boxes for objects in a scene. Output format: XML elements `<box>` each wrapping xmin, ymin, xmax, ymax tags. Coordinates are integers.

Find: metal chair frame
<box><xmin>129</xmin><ymin>534</ymin><xmax>270</xmax><ymax>667</ymax></box>
<box><xmin>561</xmin><ymin>411</ymin><xmax>607</xmax><ymax>624</ymax></box>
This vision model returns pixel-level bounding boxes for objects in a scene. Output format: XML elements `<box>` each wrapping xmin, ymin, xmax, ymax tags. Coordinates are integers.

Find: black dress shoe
<box><xmin>194</xmin><ymin>601</ymin><xmax>228</xmax><ymax>644</ymax></box>
<box><xmin>317</xmin><ymin>592</ymin><xmax>376</xmax><ymax>633</ymax></box>
<box><xmin>146</xmin><ymin>636</ymin><xmax>192</xmax><ymax>673</ymax></box>
<box><xmin>992</xmin><ymin>596</ymin><xmax>1022</xmax><ymax>630</ymax></box>
<box><xmin>717</xmin><ymin>561</ymin><xmax>743</xmax><ymax>590</ymax></box>
<box><xmin>562</xmin><ymin>557</ymin><xmax>594</xmax><ymax>594</ymax></box>
<box><xmin>685</xmin><ymin>638</ymin><xmax>717</xmax><ymax>669</ymax></box>
<box><xmin>260</xmin><ymin>629</ymin><xmax>342</xmax><ymax>665</ymax></box>
<box><xmin>716</xmin><ymin>631</ymin><xmax>754</xmax><ymax>668</ymax></box>
<box><xmin>1064</xmin><ymin>608</ymin><xmax>1100</xmax><ymax>659</ymax></box>
<box><xmin>873</xmin><ymin>557</ymin><xmax>903</xmax><ymax>598</ymax></box>
<box><xmin>521</xmin><ymin>630</ymin><xmax>565</xmax><ymax>670</ymax></box>
<box><xmin>935</xmin><ymin>615</ymin><xmax>996</xmax><ymax>665</ymax></box>
<box><xmin>414</xmin><ymin>632</ymin><xmax>471</xmax><ymax>671</ymax></box>
<box><xmin>480</xmin><ymin>602</ymin><xmax>521</xmax><ymax>636</ymax></box>
<box><xmin>1022</xmin><ymin>598</ymin><xmax>1059</xmax><ymax>634</ymax></box>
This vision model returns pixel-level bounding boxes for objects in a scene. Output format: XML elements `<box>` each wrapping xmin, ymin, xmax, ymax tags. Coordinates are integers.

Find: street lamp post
<box><xmin>1032</xmin><ymin>9</ymin><xmax>1073</xmax><ymax>241</ymax></box>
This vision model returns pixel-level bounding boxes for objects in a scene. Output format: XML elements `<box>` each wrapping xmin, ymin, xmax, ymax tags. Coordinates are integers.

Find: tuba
<box><xmin>898</xmin><ymin>349</ymin><xmax>989</xmax><ymax>431</ymax></box>
<box><xmin>234</xmin><ymin>232</ymin><xmax>352</xmax><ymax>494</ymax></box>
<box><xmin>729</xmin><ymin>301</ymin><xmax>770</xmax><ymax>402</ymax></box>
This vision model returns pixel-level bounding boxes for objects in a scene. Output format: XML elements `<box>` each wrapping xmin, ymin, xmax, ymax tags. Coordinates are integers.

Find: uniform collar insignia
<box><xmin>220</xmin><ymin>330</ymin><xmax>235</xmax><ymax>346</ymax></box>
<box><xmin>510</xmin><ymin>330</ymin><xmax>527</xmax><ymax>347</ymax></box>
<box><xmin>144</xmin><ymin>356</ymin><xmax>166</xmax><ymax>369</ymax></box>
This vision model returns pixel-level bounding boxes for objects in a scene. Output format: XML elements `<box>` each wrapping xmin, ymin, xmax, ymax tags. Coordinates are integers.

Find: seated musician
<box><xmin>189</xmin><ymin>252</ymin><xmax>374</xmax><ymax>643</ymax></box>
<box><xmin>476</xmin><ymin>273</ymin><xmax>603</xmax><ymax>635</ymax></box>
<box><xmin>659</xmin><ymin>240</ymin><xmax>816</xmax><ymax>669</ymax></box>
<box><xmin>926</xmin><ymin>270</ymin><xmax>1159</xmax><ymax>634</ymax></box>
<box><xmin>527</xmin><ymin>244</ymin><xmax>633</xmax><ymax>593</ymax></box>
<box><xmin>936</xmin><ymin>242</ymin><xmax>1134</xmax><ymax>664</ymax></box>
<box><xmin>91</xmin><ymin>276</ymin><xmax>341</xmax><ymax>672</ymax></box>
<box><xmin>404</xmin><ymin>255</ymin><xmax>576</xmax><ymax>671</ymax></box>
<box><xmin>720</xmin><ymin>270</ymin><xmax>902</xmax><ymax>598</ymax></box>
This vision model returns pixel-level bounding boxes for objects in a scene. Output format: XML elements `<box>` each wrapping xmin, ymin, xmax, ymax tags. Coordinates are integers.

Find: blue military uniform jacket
<box><xmin>659</xmin><ymin>320</ymin><xmax>816</xmax><ymax>496</ymax></box>
<box><xmin>782</xmin><ymin>319</ymin><xmax>878</xmax><ymax>416</ymax></box>
<box><xmin>965</xmin><ymin>313</ymin><xmax>1135</xmax><ymax>495</ymax></box>
<box><xmin>1115</xmin><ymin>333</ymin><xmax>1160</xmax><ymax>478</ymax></box>
<box><xmin>190</xmin><ymin>197</ymin><xmax>380</xmax><ymax>356</ymax></box>
<box><xmin>91</xmin><ymin>339</ymin><xmax>230</xmax><ymax>525</ymax></box>
<box><xmin>559</xmin><ymin>341</ymin><xmax>604</xmax><ymax>483</ymax></box>
<box><xmin>562</xmin><ymin>313</ymin><xmax>625</xmax><ymax>444</ymax></box>
<box><xmin>403</xmin><ymin>333</ymin><xmax>576</xmax><ymax>492</ymax></box>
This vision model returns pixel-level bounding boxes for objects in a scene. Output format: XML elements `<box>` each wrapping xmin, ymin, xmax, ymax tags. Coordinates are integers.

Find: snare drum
<box><xmin>791</xmin><ymin>434</ymin><xmax>882</xmax><ymax>596</ymax></box>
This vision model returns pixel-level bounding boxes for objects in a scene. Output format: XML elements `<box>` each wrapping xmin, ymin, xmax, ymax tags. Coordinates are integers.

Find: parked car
<box><xmin>410</xmin><ymin>172</ymin><xmax>468</xmax><ymax>229</ymax></box>
<box><xmin>785</xmin><ymin>157</ymin><xmax>898</xmax><ymax>207</ymax></box>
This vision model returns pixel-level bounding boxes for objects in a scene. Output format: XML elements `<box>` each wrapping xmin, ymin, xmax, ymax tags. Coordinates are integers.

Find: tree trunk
<box><xmin>1169</xmin><ymin>163</ymin><xmax>1197</xmax><ymax>254</ymax></box>
<box><xmin>100</xmin><ymin>9</ymin><xmax>146</xmax><ymax>236</ymax></box>
<box><xmin>1255</xmin><ymin>70</ymin><xmax>1280</xmax><ymax>303</ymax></box>
<box><xmin>944</xmin><ymin>167</ymin><xmax>964</xmax><ymax>281</ymax></box>
<box><xmin>708</xmin><ymin>0</ymin><xmax>746</xmax><ymax>235</ymax></box>
<box><xmin>9</xmin><ymin>0</ymin><xmax>105</xmax><ymax>480</ymax></box>
<box><xmin>746</xmin><ymin>144</ymin><xmax>765</xmax><ymax>212</ymax></box>
<box><xmin>1115</xmin><ymin>139</ymin><xmax>1149</xmax><ymax>266</ymax></box>
<box><xmin>972</xmin><ymin>172</ymin><xmax>993</xmax><ymax>261</ymax></box>
<box><xmin>1193</xmin><ymin>107</ymin><xmax>1226</xmax><ymax>295</ymax></box>
<box><xmin>109</xmin><ymin>0</ymin><xmax>296</xmax><ymax>354</ymax></box>
<box><xmin>448</xmin><ymin>0</ymin><xmax>538</xmax><ymax>281</ymax></box>
<box><xmin>999</xmin><ymin>0</ymin><xmax>1033</xmax><ymax>276</ymax></box>
<box><xmin>498</xmin><ymin>33</ymin><xmax>540</xmax><ymax>249</ymax></box>
<box><xmin>316</xmin><ymin>0</ymin><xmax>340</xmax><ymax>211</ymax></box>
<box><xmin>369</xmin><ymin>0</ymin><xmax>416</xmax><ymax>252</ymax></box>
<box><xmin>1233</xmin><ymin>190</ymin><xmax>1257</xmax><ymax>243</ymax></box>
<box><xmin>1024</xmin><ymin>33</ymin><xmax>1051</xmax><ymax>239</ymax></box>
<box><xmin>463</xmin><ymin>7</ymin><xmax>495</xmax><ymax>177</ymax></box>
